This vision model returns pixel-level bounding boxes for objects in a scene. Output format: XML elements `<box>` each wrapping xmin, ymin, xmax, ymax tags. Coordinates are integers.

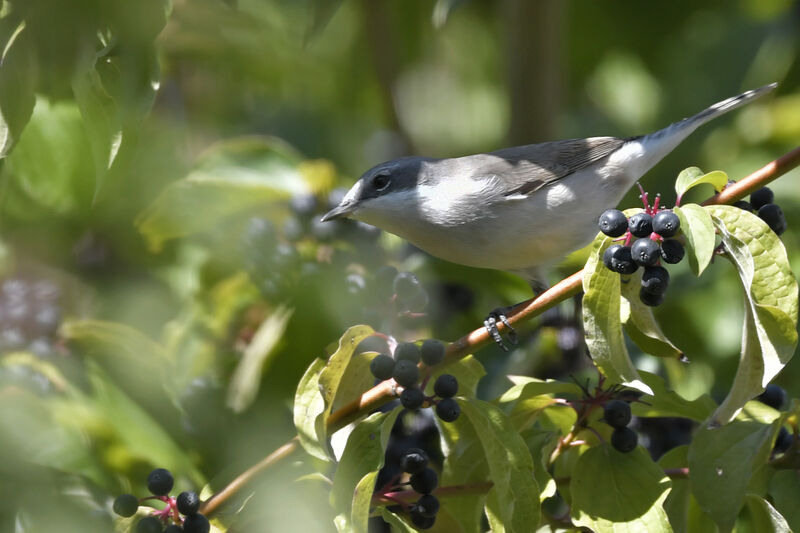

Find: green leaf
<box><xmin>582</xmin><ymin>234</ymin><xmax>653</xmax><ymax>394</ymax></box>
<box><xmin>673</xmin><ymin>204</ymin><xmax>716</xmax><ymax>276</ymax></box>
<box><xmin>769</xmin><ymin>470</ymin><xmax>800</xmax><ymax>531</ymax></box>
<box><xmin>425</xmin><ymin>355</ymin><xmax>486</xmax><ymax>399</ymax></box>
<box><xmin>438</xmin><ymin>404</ymin><xmax>489</xmax><ymax>533</ymax></box>
<box><xmin>226</xmin><ymin>305</ymin><xmax>293</xmax><ymax>413</ymax></box>
<box><xmin>331</xmin><ymin>410</ymin><xmax>399</xmax><ymax>532</ymax></box>
<box><xmin>293</xmin><ymin>358</ymin><xmax>329</xmax><ymax>461</ymax></box>
<box><xmin>659</xmin><ymin>446</ymin><xmax>717</xmax><ymax>533</ymax></box>
<box><xmin>688</xmin><ymin>418</ymin><xmax>778</xmax><ymax>531</ymax></box>
<box><xmin>743</xmin><ymin>494</ymin><xmax>791</xmax><ymax>533</ymax></box>
<box><xmin>136</xmin><ymin>137</ymin><xmax>308</xmax><ymax>251</ymax></box>
<box><xmin>706</xmin><ymin>205</ymin><xmax>799</xmax><ymax>424</ymax></box>
<box><xmin>3</xmin><ymin>97</ymin><xmax>94</xmax><ymax>217</ymax></box>
<box><xmin>620</xmin><ymin>271</ymin><xmax>683</xmax><ymax>358</ymax></box>
<box><xmin>460</xmin><ymin>398</ymin><xmax>540</xmax><ymax>532</ymax></box>
<box><xmin>80</xmin><ymin>362</ymin><xmax>204</xmax><ymax>484</ymax></box>
<box><xmin>60</xmin><ymin>319</ymin><xmax>174</xmax><ymax>406</ymax></box>
<box><xmin>675</xmin><ymin>167</ymin><xmax>727</xmax><ymax>200</ymax></box>
<box><xmin>494</xmin><ymin>378</ymin><xmax>582</xmax><ymax>431</ymax></box>
<box><xmin>71</xmin><ymin>51</ymin><xmax>123</xmax><ymax>198</ymax></box>
<box><xmin>378</xmin><ymin>508</ymin><xmax>417</xmax><ymax>533</ymax></box>
<box><xmin>318</xmin><ymin>325</ymin><xmax>375</xmax><ymax>429</ymax></box>
<box><xmin>632</xmin><ymin>371</ymin><xmax>716</xmax><ymax>421</ymax></box>
<box><xmin>570</xmin><ymin>445</ymin><xmax>673</xmax><ymax>532</ymax></box>
<box><xmin>0</xmin><ymin>21</ymin><xmax>35</xmax><ymax>157</ymax></box>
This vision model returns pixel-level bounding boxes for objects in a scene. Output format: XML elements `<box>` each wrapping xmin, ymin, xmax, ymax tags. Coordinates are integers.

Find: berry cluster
<box><xmin>599</xmin><ymin>200</ymin><xmax>684</xmax><ymax>307</ymax></box>
<box><xmin>603</xmin><ymin>399</ymin><xmax>638</xmax><ymax>453</ymax></box>
<box><xmin>376</xmin><ymin>448</ymin><xmax>440</xmax><ymax>530</ymax></box>
<box><xmin>733</xmin><ymin>186</ymin><xmax>788</xmax><ymax>235</ymax></box>
<box><xmin>369</xmin><ymin>338</ymin><xmax>460</xmax><ymax>422</ymax></box>
<box><xmin>0</xmin><ymin>275</ymin><xmax>63</xmax><ymax>357</ymax></box>
<box><xmin>241</xmin><ymin>189</ymin><xmax>381</xmax><ymax>300</ymax></box>
<box><xmin>112</xmin><ymin>468</ymin><xmax>209</xmax><ymax>533</ymax></box>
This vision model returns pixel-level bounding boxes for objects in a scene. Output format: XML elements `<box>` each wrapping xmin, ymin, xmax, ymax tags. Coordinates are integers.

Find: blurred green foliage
<box><xmin>0</xmin><ymin>0</ymin><xmax>799</xmax><ymax>531</ymax></box>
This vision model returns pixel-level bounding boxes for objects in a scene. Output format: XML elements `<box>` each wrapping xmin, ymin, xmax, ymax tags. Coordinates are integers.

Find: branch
<box><xmin>201</xmin><ymin>146</ymin><xmax>800</xmax><ymax>517</ymax></box>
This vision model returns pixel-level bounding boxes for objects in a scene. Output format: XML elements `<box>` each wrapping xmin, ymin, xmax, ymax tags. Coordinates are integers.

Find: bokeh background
<box><xmin>1</xmin><ymin>0</ymin><xmax>799</xmax><ymax>531</ymax></box>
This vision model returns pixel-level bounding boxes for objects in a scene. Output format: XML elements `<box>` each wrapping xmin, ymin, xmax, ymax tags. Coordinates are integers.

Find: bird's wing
<box><xmin>477</xmin><ymin>136</ymin><xmax>627</xmax><ymax>196</ymax></box>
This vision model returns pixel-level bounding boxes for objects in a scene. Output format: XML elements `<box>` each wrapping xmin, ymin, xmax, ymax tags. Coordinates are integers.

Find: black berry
<box><xmin>660</xmin><ymin>239</ymin><xmax>685</xmax><ymax>264</ymax></box>
<box><xmin>401</xmin><ymin>448</ymin><xmax>429</xmax><ymax>474</ymax></box>
<box><xmin>652</xmin><ymin>211</ymin><xmax>680</xmax><ymax>237</ymax></box>
<box><xmin>395</xmin><ymin>342</ymin><xmax>421</xmax><ymax>363</ymax></box>
<box><xmin>415</xmin><ymin>494</ymin><xmax>440</xmax><ymax>517</ymax></box>
<box><xmin>164</xmin><ymin>526</ymin><xmax>183</xmax><ymax>533</ymax></box>
<box><xmin>639</xmin><ymin>287</ymin><xmax>665</xmax><ymax>307</ymax></box>
<box><xmin>603</xmin><ymin>244</ymin><xmax>622</xmax><ymax>271</ymax></box>
<box><xmin>774</xmin><ymin>427</ymin><xmax>793</xmax><ymax>453</ymax></box>
<box><xmin>750</xmin><ymin>187</ymin><xmax>774</xmax><ymax>210</ymax></box>
<box><xmin>433</xmin><ymin>374</ymin><xmax>459</xmax><ymax>398</ymax></box>
<box><xmin>147</xmin><ymin>468</ymin><xmax>174</xmax><ymax>496</ymax></box>
<box><xmin>609</xmin><ymin>245</ymin><xmax>638</xmax><ymax>274</ymax></box>
<box><xmin>733</xmin><ymin>200</ymin><xmax>753</xmax><ymax>212</ymax></box>
<box><xmin>436</xmin><ymin>397</ymin><xmax>461</xmax><ymax>422</ymax></box>
<box><xmin>370</xmin><ymin>354</ymin><xmax>395</xmax><ymax>381</ymax></box>
<box><xmin>641</xmin><ymin>266</ymin><xmax>670</xmax><ymax>295</ymax></box>
<box><xmin>177</xmin><ymin>491</ymin><xmax>200</xmax><ymax>516</ymax></box>
<box><xmin>136</xmin><ymin>517</ymin><xmax>163</xmax><ymax>533</ymax></box>
<box><xmin>603</xmin><ymin>400</ymin><xmax>632</xmax><ymax>429</ymax></box>
<box><xmin>410</xmin><ymin>468</ymin><xmax>438</xmax><ymax>494</ymax></box>
<box><xmin>400</xmin><ymin>387</ymin><xmax>425</xmax><ymax>410</ymax></box>
<box><xmin>112</xmin><ymin>494</ymin><xmax>139</xmax><ymax>517</ymax></box>
<box><xmin>758</xmin><ymin>383</ymin><xmax>786</xmax><ymax>410</ymax></box>
<box><xmin>598</xmin><ymin>209</ymin><xmax>629</xmax><ymax>237</ymax></box>
<box><xmin>628</xmin><ymin>213</ymin><xmax>653</xmax><ymax>238</ymax></box>
<box><xmin>392</xmin><ymin>360</ymin><xmax>419</xmax><ymax>388</ymax></box>
<box><xmin>631</xmin><ymin>238</ymin><xmax>660</xmax><ymax>267</ymax></box>
<box><xmin>409</xmin><ymin>508</ymin><xmax>436</xmax><ymax>529</ymax></box>
<box><xmin>420</xmin><ymin>339</ymin><xmax>445</xmax><ymax>366</ymax></box>
<box><xmin>757</xmin><ymin>204</ymin><xmax>787</xmax><ymax>235</ymax></box>
<box><xmin>611</xmin><ymin>427</ymin><xmax>638</xmax><ymax>453</ymax></box>
<box><xmin>183</xmin><ymin>513</ymin><xmax>210</xmax><ymax>533</ymax></box>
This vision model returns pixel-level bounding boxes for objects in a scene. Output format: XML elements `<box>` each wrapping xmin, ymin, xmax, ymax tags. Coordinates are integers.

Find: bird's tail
<box><xmin>634</xmin><ymin>83</ymin><xmax>777</xmax><ymax>174</ymax></box>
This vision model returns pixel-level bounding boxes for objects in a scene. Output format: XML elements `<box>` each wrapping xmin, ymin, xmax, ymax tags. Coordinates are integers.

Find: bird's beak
<box><xmin>321</xmin><ymin>201</ymin><xmax>356</xmax><ymax>222</ymax></box>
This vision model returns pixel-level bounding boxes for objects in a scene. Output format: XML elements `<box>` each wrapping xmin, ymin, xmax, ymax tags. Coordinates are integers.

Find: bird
<box><xmin>322</xmin><ymin>83</ymin><xmax>777</xmax><ymax>345</ymax></box>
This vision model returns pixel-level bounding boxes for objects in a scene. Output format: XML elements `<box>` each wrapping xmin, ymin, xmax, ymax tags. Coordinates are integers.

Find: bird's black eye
<box><xmin>372</xmin><ymin>173</ymin><xmax>391</xmax><ymax>191</ymax></box>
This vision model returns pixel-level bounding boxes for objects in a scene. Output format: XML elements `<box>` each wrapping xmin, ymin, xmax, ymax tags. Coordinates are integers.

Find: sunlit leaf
<box><xmin>293</xmin><ymin>357</ymin><xmax>329</xmax><ymax>461</ymax></box>
<box><xmin>632</xmin><ymin>371</ymin><xmax>716</xmax><ymax>421</ymax></box>
<box><xmin>331</xmin><ymin>410</ymin><xmax>399</xmax><ymax>532</ymax></box>
<box><xmin>582</xmin><ymin>234</ymin><xmax>652</xmax><ymax>394</ymax></box>
<box><xmin>673</xmin><ymin>204</ymin><xmax>716</xmax><ymax>276</ymax></box>
<box><xmin>620</xmin><ymin>271</ymin><xmax>683</xmax><ymax>358</ymax></box>
<box><xmin>571</xmin><ymin>445</ymin><xmax>673</xmax><ymax>532</ymax></box>
<box><xmin>460</xmin><ymin>398</ymin><xmax>540</xmax><ymax>532</ymax></box>
<box><xmin>675</xmin><ymin>167</ymin><xmax>727</xmax><ymax>201</ymax></box>
<box><xmin>226</xmin><ymin>305</ymin><xmax>293</xmax><ymax>413</ymax></box>
<box><xmin>706</xmin><ymin>205</ymin><xmax>798</xmax><ymax>424</ymax></box>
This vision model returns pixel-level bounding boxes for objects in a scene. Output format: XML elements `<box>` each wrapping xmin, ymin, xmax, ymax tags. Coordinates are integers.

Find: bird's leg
<box><xmin>484</xmin><ymin>308</ymin><xmax>518</xmax><ymax>351</ymax></box>
<box><xmin>483</xmin><ymin>274</ymin><xmax>548</xmax><ymax>351</ymax></box>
